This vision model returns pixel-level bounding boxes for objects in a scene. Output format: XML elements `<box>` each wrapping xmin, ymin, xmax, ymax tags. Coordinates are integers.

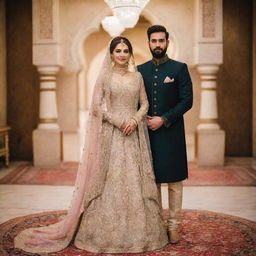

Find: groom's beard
<box><xmin>150</xmin><ymin>46</ymin><xmax>168</xmax><ymax>59</ymax></box>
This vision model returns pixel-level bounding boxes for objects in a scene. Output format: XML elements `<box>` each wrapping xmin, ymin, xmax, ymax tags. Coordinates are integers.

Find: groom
<box><xmin>137</xmin><ymin>25</ymin><xmax>193</xmax><ymax>243</ymax></box>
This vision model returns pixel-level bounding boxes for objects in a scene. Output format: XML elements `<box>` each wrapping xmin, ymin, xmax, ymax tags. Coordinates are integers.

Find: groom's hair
<box><xmin>147</xmin><ymin>25</ymin><xmax>169</xmax><ymax>40</ymax></box>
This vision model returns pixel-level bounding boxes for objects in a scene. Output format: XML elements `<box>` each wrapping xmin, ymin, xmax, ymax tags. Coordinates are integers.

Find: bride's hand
<box><xmin>122</xmin><ymin>119</ymin><xmax>137</xmax><ymax>135</ymax></box>
<box><xmin>120</xmin><ymin>124</ymin><xmax>126</xmax><ymax>131</ymax></box>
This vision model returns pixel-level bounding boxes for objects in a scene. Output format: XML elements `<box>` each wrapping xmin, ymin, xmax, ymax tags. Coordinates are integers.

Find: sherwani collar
<box><xmin>152</xmin><ymin>54</ymin><xmax>169</xmax><ymax>66</ymax></box>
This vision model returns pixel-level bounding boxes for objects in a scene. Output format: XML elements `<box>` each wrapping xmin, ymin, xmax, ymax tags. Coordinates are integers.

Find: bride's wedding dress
<box><xmin>14</xmin><ymin>55</ymin><xmax>168</xmax><ymax>254</ymax></box>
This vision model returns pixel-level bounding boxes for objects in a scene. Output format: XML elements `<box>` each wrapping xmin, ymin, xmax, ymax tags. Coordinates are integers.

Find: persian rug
<box><xmin>0</xmin><ymin>161</ymin><xmax>255</xmax><ymax>186</ymax></box>
<box><xmin>0</xmin><ymin>209</ymin><xmax>255</xmax><ymax>256</ymax></box>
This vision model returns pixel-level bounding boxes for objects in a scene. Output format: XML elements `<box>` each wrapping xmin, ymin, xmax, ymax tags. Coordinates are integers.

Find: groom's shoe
<box><xmin>168</xmin><ymin>229</ymin><xmax>181</xmax><ymax>244</ymax></box>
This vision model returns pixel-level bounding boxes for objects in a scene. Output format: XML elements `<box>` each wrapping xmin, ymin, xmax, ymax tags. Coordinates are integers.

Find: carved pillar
<box><xmin>195</xmin><ymin>0</ymin><xmax>225</xmax><ymax>166</ymax></box>
<box><xmin>37</xmin><ymin>66</ymin><xmax>60</xmax><ymax>130</ymax></box>
<box><xmin>197</xmin><ymin>65</ymin><xmax>220</xmax><ymax>130</ymax></box>
<box><xmin>32</xmin><ymin>0</ymin><xmax>62</xmax><ymax>166</ymax></box>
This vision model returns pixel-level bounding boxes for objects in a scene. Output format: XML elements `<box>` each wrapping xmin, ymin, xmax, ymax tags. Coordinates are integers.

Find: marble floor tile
<box><xmin>0</xmin><ymin>158</ymin><xmax>255</xmax><ymax>224</ymax></box>
<box><xmin>162</xmin><ymin>186</ymin><xmax>256</xmax><ymax>222</ymax></box>
<box><xmin>0</xmin><ymin>185</ymin><xmax>73</xmax><ymax>224</ymax></box>
<box><xmin>0</xmin><ymin>184</ymin><xmax>255</xmax><ymax>224</ymax></box>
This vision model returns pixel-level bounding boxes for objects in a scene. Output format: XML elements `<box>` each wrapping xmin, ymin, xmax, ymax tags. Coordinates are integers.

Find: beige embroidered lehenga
<box><xmin>14</xmin><ymin>50</ymin><xmax>168</xmax><ymax>254</ymax></box>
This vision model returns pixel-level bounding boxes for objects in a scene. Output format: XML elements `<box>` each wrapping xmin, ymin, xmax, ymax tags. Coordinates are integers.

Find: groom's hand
<box><xmin>147</xmin><ymin>116</ymin><xmax>164</xmax><ymax>131</ymax></box>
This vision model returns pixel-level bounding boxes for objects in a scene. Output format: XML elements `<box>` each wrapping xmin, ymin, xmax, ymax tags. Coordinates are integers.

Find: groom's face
<box><xmin>148</xmin><ymin>32</ymin><xmax>169</xmax><ymax>59</ymax></box>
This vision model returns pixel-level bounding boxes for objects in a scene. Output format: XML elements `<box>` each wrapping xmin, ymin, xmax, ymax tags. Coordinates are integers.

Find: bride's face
<box><xmin>111</xmin><ymin>43</ymin><xmax>130</xmax><ymax>67</ymax></box>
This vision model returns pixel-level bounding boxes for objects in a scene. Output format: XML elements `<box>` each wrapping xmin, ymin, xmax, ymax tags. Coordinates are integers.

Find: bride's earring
<box><xmin>129</xmin><ymin>56</ymin><xmax>135</xmax><ymax>71</ymax></box>
<box><xmin>111</xmin><ymin>58</ymin><xmax>115</xmax><ymax>67</ymax></box>
<box><xmin>110</xmin><ymin>54</ymin><xmax>115</xmax><ymax>67</ymax></box>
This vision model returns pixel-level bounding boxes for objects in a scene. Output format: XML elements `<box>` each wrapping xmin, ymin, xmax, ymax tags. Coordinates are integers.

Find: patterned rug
<box><xmin>0</xmin><ymin>162</ymin><xmax>255</xmax><ymax>186</ymax></box>
<box><xmin>0</xmin><ymin>209</ymin><xmax>255</xmax><ymax>256</ymax></box>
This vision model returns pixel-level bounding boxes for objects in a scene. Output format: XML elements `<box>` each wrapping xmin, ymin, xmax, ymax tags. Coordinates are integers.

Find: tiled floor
<box><xmin>0</xmin><ymin>159</ymin><xmax>255</xmax><ymax>225</ymax></box>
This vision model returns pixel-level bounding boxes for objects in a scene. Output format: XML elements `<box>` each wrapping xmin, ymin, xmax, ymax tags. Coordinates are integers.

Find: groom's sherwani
<box><xmin>138</xmin><ymin>55</ymin><xmax>193</xmax><ymax>183</ymax></box>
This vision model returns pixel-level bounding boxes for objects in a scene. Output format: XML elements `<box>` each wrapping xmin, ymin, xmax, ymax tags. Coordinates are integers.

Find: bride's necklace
<box><xmin>113</xmin><ymin>65</ymin><xmax>128</xmax><ymax>76</ymax></box>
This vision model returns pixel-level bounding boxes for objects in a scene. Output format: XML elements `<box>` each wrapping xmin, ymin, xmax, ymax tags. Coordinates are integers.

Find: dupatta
<box><xmin>14</xmin><ymin>47</ymin><xmax>156</xmax><ymax>254</ymax></box>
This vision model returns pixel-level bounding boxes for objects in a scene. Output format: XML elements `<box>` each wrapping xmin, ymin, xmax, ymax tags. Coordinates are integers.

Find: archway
<box><xmin>68</xmin><ymin>10</ymin><xmax>180</xmax><ymax>159</ymax></box>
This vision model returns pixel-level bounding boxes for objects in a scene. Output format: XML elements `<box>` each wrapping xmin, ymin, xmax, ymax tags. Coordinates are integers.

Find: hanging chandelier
<box><xmin>104</xmin><ymin>0</ymin><xmax>150</xmax><ymax>28</ymax></box>
<box><xmin>102</xmin><ymin>16</ymin><xmax>125</xmax><ymax>37</ymax></box>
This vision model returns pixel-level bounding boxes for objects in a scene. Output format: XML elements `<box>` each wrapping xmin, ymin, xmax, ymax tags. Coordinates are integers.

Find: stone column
<box><xmin>32</xmin><ymin>0</ymin><xmax>62</xmax><ymax>166</ymax></box>
<box><xmin>37</xmin><ymin>66</ymin><xmax>60</xmax><ymax>130</ymax></box>
<box><xmin>33</xmin><ymin>66</ymin><xmax>61</xmax><ymax>166</ymax></box>
<box><xmin>197</xmin><ymin>65</ymin><xmax>225</xmax><ymax>165</ymax></box>
<box><xmin>197</xmin><ymin>65</ymin><xmax>220</xmax><ymax>130</ymax></box>
<box><xmin>195</xmin><ymin>0</ymin><xmax>225</xmax><ymax>166</ymax></box>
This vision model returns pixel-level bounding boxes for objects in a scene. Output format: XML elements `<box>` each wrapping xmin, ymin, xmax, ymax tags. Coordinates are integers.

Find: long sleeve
<box><xmin>161</xmin><ymin>63</ymin><xmax>193</xmax><ymax>126</ymax></box>
<box><xmin>102</xmin><ymin>90</ymin><xmax>124</xmax><ymax>129</ymax></box>
<box><xmin>132</xmin><ymin>75</ymin><xmax>149</xmax><ymax>124</ymax></box>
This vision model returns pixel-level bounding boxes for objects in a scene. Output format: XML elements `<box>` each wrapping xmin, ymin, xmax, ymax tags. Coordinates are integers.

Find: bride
<box><xmin>14</xmin><ymin>36</ymin><xmax>168</xmax><ymax>254</ymax></box>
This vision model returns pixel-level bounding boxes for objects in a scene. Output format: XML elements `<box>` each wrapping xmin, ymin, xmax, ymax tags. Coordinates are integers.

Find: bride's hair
<box><xmin>109</xmin><ymin>36</ymin><xmax>133</xmax><ymax>55</ymax></box>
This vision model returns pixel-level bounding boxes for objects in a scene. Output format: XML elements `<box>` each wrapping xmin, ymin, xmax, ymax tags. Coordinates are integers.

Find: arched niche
<box><xmin>78</xmin><ymin>13</ymin><xmax>179</xmax><ymax>127</ymax></box>
<box><xmin>63</xmin><ymin>8</ymin><xmax>181</xmax><ymax>161</ymax></box>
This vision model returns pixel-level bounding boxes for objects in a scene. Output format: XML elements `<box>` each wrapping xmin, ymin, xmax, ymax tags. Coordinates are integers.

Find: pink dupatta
<box><xmin>14</xmin><ymin>49</ymin><xmax>113</xmax><ymax>253</ymax></box>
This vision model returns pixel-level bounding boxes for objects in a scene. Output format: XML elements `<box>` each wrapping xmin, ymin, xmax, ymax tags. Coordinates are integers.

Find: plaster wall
<box><xmin>253</xmin><ymin>0</ymin><xmax>256</xmax><ymax>157</ymax></box>
<box><xmin>6</xmin><ymin>0</ymin><xmax>39</xmax><ymax>160</ymax></box>
<box><xmin>0</xmin><ymin>0</ymin><xmax>6</xmax><ymax>127</ymax></box>
<box><xmin>57</xmin><ymin>0</ymin><xmax>197</xmax><ymax>133</ymax></box>
<box><xmin>4</xmin><ymin>0</ymin><xmax>253</xmax><ymax>160</ymax></box>
<box><xmin>218</xmin><ymin>0</ymin><xmax>252</xmax><ymax>156</ymax></box>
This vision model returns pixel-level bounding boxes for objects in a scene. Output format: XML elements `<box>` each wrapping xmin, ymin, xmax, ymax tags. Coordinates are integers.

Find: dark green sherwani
<box><xmin>138</xmin><ymin>55</ymin><xmax>193</xmax><ymax>183</ymax></box>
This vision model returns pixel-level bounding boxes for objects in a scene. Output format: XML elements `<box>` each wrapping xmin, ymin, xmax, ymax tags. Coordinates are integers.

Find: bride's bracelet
<box><xmin>131</xmin><ymin>118</ymin><xmax>138</xmax><ymax>127</ymax></box>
